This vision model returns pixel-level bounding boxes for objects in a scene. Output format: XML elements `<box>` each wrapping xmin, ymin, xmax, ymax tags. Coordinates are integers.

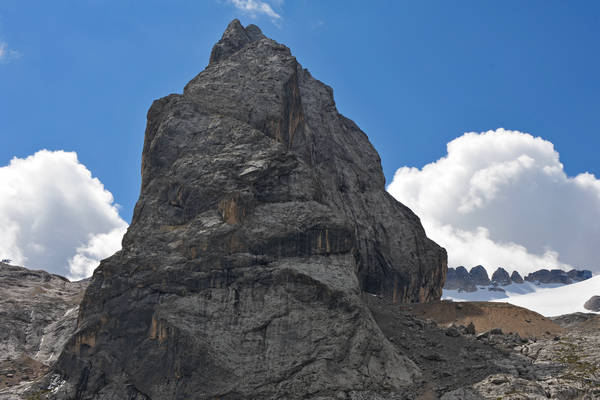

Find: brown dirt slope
<box><xmin>400</xmin><ymin>300</ymin><xmax>562</xmax><ymax>338</ymax></box>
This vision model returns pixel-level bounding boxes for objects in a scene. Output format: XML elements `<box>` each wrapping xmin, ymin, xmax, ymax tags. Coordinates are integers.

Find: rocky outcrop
<box><xmin>525</xmin><ymin>269</ymin><xmax>567</xmax><ymax>284</ymax></box>
<box><xmin>446</xmin><ymin>267</ymin><xmax>476</xmax><ymax>292</ymax></box>
<box><xmin>583</xmin><ymin>296</ymin><xmax>600</xmax><ymax>312</ymax></box>
<box><xmin>469</xmin><ymin>265</ymin><xmax>490</xmax><ymax>286</ymax></box>
<box><xmin>49</xmin><ymin>20</ymin><xmax>446</xmax><ymax>399</ymax></box>
<box><xmin>568</xmin><ymin>269</ymin><xmax>592</xmax><ymax>282</ymax></box>
<box><xmin>510</xmin><ymin>271</ymin><xmax>524</xmax><ymax>284</ymax></box>
<box><xmin>0</xmin><ymin>263</ymin><xmax>87</xmax><ymax>392</ymax></box>
<box><xmin>491</xmin><ymin>267</ymin><xmax>511</xmax><ymax>286</ymax></box>
<box><xmin>524</xmin><ymin>268</ymin><xmax>588</xmax><ymax>284</ymax></box>
<box><xmin>444</xmin><ymin>266</ymin><xmax>592</xmax><ymax>294</ymax></box>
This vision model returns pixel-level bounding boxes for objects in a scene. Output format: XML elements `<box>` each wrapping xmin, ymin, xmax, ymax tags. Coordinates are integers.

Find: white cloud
<box><xmin>387</xmin><ymin>128</ymin><xmax>600</xmax><ymax>276</ymax></box>
<box><xmin>0</xmin><ymin>40</ymin><xmax>20</xmax><ymax>63</ymax></box>
<box><xmin>227</xmin><ymin>0</ymin><xmax>282</xmax><ymax>22</ymax></box>
<box><xmin>0</xmin><ymin>150</ymin><xmax>128</xmax><ymax>280</ymax></box>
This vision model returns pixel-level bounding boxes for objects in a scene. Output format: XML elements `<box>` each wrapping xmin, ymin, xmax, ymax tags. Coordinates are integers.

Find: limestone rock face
<box><xmin>0</xmin><ymin>263</ymin><xmax>87</xmax><ymax>391</ymax></box>
<box><xmin>53</xmin><ymin>20</ymin><xmax>446</xmax><ymax>399</ymax></box>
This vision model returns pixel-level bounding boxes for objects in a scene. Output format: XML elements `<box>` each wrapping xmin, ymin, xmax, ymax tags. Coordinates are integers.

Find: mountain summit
<box><xmin>52</xmin><ymin>20</ymin><xmax>446</xmax><ymax>398</ymax></box>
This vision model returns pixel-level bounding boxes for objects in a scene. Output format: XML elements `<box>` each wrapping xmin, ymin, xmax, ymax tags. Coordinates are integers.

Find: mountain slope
<box><xmin>0</xmin><ymin>263</ymin><xmax>87</xmax><ymax>392</ymax></box>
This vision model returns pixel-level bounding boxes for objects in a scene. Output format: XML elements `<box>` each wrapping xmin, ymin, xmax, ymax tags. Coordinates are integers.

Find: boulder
<box><xmin>583</xmin><ymin>296</ymin><xmax>600</xmax><ymax>312</ymax></box>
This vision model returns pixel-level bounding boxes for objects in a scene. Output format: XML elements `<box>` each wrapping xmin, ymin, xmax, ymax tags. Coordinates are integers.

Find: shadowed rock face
<box><xmin>52</xmin><ymin>20</ymin><xmax>446</xmax><ymax>399</ymax></box>
<box><xmin>524</xmin><ymin>269</ymin><xmax>591</xmax><ymax>284</ymax></box>
<box><xmin>510</xmin><ymin>270</ymin><xmax>524</xmax><ymax>284</ymax></box>
<box><xmin>445</xmin><ymin>266</ymin><xmax>476</xmax><ymax>292</ymax></box>
<box><xmin>491</xmin><ymin>267</ymin><xmax>511</xmax><ymax>286</ymax></box>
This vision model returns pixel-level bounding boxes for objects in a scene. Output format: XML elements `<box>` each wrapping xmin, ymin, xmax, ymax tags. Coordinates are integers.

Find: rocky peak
<box><xmin>445</xmin><ymin>266</ymin><xmax>476</xmax><ymax>292</ymax></box>
<box><xmin>209</xmin><ymin>19</ymin><xmax>266</xmax><ymax>64</ymax></box>
<box><xmin>491</xmin><ymin>267</ymin><xmax>511</xmax><ymax>286</ymax></box>
<box><xmin>469</xmin><ymin>265</ymin><xmax>490</xmax><ymax>286</ymax></box>
<box><xmin>511</xmin><ymin>270</ymin><xmax>524</xmax><ymax>284</ymax></box>
<box><xmin>51</xmin><ymin>20</ymin><xmax>446</xmax><ymax>399</ymax></box>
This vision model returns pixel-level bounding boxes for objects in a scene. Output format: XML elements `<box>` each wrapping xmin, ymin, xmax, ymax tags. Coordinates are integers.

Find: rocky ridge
<box><xmin>445</xmin><ymin>266</ymin><xmax>592</xmax><ymax>293</ymax></box>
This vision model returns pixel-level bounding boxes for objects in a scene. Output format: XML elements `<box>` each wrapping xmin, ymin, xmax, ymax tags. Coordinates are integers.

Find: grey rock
<box><xmin>510</xmin><ymin>270</ymin><xmax>524</xmax><ymax>284</ymax></box>
<box><xmin>491</xmin><ymin>267</ymin><xmax>511</xmax><ymax>286</ymax></box>
<box><xmin>490</xmin><ymin>328</ymin><xmax>503</xmax><ymax>335</ymax></box>
<box><xmin>0</xmin><ymin>263</ymin><xmax>87</xmax><ymax>392</ymax></box>
<box><xmin>50</xmin><ymin>20</ymin><xmax>446</xmax><ymax>399</ymax></box>
<box><xmin>469</xmin><ymin>265</ymin><xmax>490</xmax><ymax>286</ymax></box>
<box><xmin>446</xmin><ymin>326</ymin><xmax>461</xmax><ymax>337</ymax></box>
<box><xmin>583</xmin><ymin>295</ymin><xmax>600</xmax><ymax>312</ymax></box>
<box><xmin>568</xmin><ymin>269</ymin><xmax>592</xmax><ymax>282</ymax></box>
<box><xmin>445</xmin><ymin>266</ymin><xmax>476</xmax><ymax>292</ymax></box>
<box><xmin>525</xmin><ymin>268</ymin><xmax>571</xmax><ymax>284</ymax></box>
<box><xmin>440</xmin><ymin>388</ymin><xmax>484</xmax><ymax>400</ymax></box>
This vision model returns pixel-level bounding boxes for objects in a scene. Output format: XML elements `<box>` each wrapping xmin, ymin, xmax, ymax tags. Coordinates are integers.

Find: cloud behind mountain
<box><xmin>388</xmin><ymin>128</ymin><xmax>600</xmax><ymax>276</ymax></box>
<box><xmin>0</xmin><ymin>150</ymin><xmax>127</xmax><ymax>279</ymax></box>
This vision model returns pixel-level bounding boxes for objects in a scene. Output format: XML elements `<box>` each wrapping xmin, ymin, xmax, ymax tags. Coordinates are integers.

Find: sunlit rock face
<box><xmin>53</xmin><ymin>20</ymin><xmax>446</xmax><ymax>399</ymax></box>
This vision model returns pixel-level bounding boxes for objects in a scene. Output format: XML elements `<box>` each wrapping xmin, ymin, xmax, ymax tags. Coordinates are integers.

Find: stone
<box><xmin>583</xmin><ymin>295</ymin><xmax>600</xmax><ymax>312</ymax></box>
<box><xmin>468</xmin><ymin>265</ymin><xmax>490</xmax><ymax>286</ymax></box>
<box><xmin>510</xmin><ymin>270</ymin><xmax>524</xmax><ymax>284</ymax></box>
<box><xmin>491</xmin><ymin>267</ymin><xmax>511</xmax><ymax>286</ymax></box>
<box><xmin>446</xmin><ymin>326</ymin><xmax>461</xmax><ymax>337</ymax></box>
<box><xmin>50</xmin><ymin>20</ymin><xmax>446</xmax><ymax>399</ymax></box>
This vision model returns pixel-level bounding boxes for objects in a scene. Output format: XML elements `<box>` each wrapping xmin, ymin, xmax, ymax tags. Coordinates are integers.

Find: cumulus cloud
<box><xmin>388</xmin><ymin>128</ymin><xmax>600</xmax><ymax>276</ymax></box>
<box><xmin>0</xmin><ymin>40</ymin><xmax>20</xmax><ymax>63</ymax></box>
<box><xmin>0</xmin><ymin>150</ymin><xmax>128</xmax><ymax>280</ymax></box>
<box><xmin>227</xmin><ymin>0</ymin><xmax>282</xmax><ymax>22</ymax></box>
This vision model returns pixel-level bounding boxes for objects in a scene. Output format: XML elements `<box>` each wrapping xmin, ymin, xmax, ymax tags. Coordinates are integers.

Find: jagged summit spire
<box><xmin>209</xmin><ymin>19</ymin><xmax>266</xmax><ymax>64</ymax></box>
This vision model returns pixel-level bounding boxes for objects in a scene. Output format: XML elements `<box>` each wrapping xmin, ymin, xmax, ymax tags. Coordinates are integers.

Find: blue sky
<box><xmin>1</xmin><ymin>1</ymin><xmax>600</xmax><ymax>276</ymax></box>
